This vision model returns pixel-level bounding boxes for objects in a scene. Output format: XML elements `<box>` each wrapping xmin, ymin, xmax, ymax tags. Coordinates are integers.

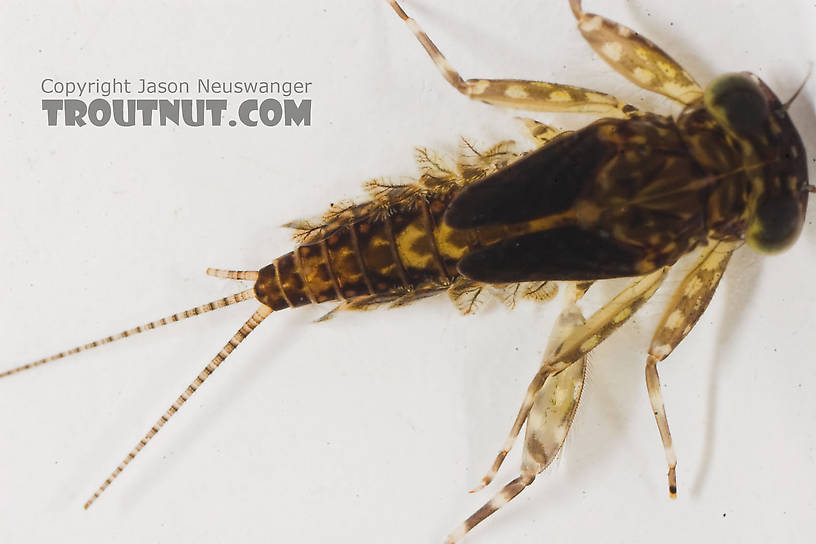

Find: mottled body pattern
<box><xmin>1</xmin><ymin>1</ymin><xmax>811</xmax><ymax>543</ymax></box>
<box><xmin>263</xmin><ymin>140</ymin><xmax>550</xmax><ymax>315</ymax></box>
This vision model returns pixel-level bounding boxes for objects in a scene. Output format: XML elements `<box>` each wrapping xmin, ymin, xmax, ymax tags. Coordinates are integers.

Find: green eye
<box><xmin>704</xmin><ymin>73</ymin><xmax>769</xmax><ymax>134</ymax></box>
<box><xmin>747</xmin><ymin>195</ymin><xmax>803</xmax><ymax>254</ymax></box>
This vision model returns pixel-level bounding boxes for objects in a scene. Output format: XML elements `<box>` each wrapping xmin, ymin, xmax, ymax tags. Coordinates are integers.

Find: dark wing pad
<box><xmin>457</xmin><ymin>227</ymin><xmax>645</xmax><ymax>283</ymax></box>
<box><xmin>444</xmin><ymin>130</ymin><xmax>611</xmax><ymax>229</ymax></box>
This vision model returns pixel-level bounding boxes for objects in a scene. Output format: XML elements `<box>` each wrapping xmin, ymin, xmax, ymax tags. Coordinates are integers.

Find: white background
<box><xmin>2</xmin><ymin>1</ymin><xmax>816</xmax><ymax>543</ymax></box>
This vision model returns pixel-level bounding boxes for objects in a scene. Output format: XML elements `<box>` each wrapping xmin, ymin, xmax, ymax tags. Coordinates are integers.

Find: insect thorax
<box><xmin>571</xmin><ymin>113</ymin><xmax>710</xmax><ymax>274</ymax></box>
<box><xmin>676</xmin><ymin>102</ymin><xmax>755</xmax><ymax>240</ymax></box>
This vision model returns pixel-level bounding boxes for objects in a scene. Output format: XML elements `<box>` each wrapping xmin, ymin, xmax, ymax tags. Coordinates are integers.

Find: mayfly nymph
<box><xmin>3</xmin><ymin>1</ymin><xmax>813</xmax><ymax>542</ymax></box>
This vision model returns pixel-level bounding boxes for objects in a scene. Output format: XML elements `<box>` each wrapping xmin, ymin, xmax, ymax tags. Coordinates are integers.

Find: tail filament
<box><xmin>0</xmin><ymin>289</ymin><xmax>256</xmax><ymax>380</ymax></box>
<box><xmin>84</xmin><ymin>305</ymin><xmax>272</xmax><ymax>509</ymax></box>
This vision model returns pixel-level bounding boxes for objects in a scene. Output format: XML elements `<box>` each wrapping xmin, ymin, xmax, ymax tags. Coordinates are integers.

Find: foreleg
<box><xmin>644</xmin><ymin>240</ymin><xmax>738</xmax><ymax>497</ymax></box>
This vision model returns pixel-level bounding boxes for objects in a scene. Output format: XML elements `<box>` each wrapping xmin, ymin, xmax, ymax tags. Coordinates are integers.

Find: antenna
<box><xmin>783</xmin><ymin>63</ymin><xmax>813</xmax><ymax>111</ymax></box>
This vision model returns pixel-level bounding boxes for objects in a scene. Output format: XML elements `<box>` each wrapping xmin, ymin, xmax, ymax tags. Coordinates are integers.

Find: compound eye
<box><xmin>704</xmin><ymin>73</ymin><xmax>769</xmax><ymax>134</ymax></box>
<box><xmin>747</xmin><ymin>195</ymin><xmax>803</xmax><ymax>254</ymax></box>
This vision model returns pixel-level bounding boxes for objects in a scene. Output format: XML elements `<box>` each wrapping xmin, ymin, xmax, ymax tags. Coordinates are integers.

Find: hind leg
<box><xmin>387</xmin><ymin>1</ymin><xmax>638</xmax><ymax>118</ymax></box>
<box><xmin>473</xmin><ymin>267</ymin><xmax>668</xmax><ymax>490</ymax></box>
<box><xmin>447</xmin><ymin>301</ymin><xmax>588</xmax><ymax>543</ymax></box>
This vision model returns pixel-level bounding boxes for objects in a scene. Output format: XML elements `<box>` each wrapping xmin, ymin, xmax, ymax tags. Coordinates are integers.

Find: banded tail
<box><xmin>2</xmin><ymin>137</ymin><xmax>516</xmax><ymax>510</ymax></box>
<box><xmin>2</xmin><ymin>185</ymin><xmax>464</xmax><ymax>508</ymax></box>
<box><xmin>0</xmin><ymin>284</ymin><xmax>257</xmax><ymax>380</ymax></box>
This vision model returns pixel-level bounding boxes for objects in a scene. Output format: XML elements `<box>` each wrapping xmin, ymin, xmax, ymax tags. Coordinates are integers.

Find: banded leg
<box><xmin>645</xmin><ymin>240</ymin><xmax>738</xmax><ymax>497</ymax></box>
<box><xmin>387</xmin><ymin>1</ymin><xmax>637</xmax><ymax>118</ymax></box>
<box><xmin>447</xmin><ymin>302</ymin><xmax>587</xmax><ymax>543</ymax></box>
<box><xmin>569</xmin><ymin>0</ymin><xmax>703</xmax><ymax>104</ymax></box>
<box><xmin>474</xmin><ymin>266</ymin><xmax>669</xmax><ymax>489</ymax></box>
<box><xmin>83</xmin><ymin>304</ymin><xmax>273</xmax><ymax>509</ymax></box>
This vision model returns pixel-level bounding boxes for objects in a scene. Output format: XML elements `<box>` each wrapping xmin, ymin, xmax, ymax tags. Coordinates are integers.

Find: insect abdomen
<box><xmin>254</xmin><ymin>193</ymin><xmax>462</xmax><ymax>311</ymax></box>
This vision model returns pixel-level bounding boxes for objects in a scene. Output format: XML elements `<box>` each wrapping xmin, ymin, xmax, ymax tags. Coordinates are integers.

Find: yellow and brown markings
<box><xmin>297</xmin><ymin>243</ymin><xmax>338</xmax><ymax>303</ymax></box>
<box><xmin>641</xmin><ymin>240</ymin><xmax>739</xmax><ymax>497</ymax></box>
<box><xmin>253</xmin><ymin>262</ymin><xmax>291</xmax><ymax>311</ymax></box>
<box><xmin>274</xmin><ymin>251</ymin><xmax>312</xmax><ymax>308</ymax></box>
<box><xmin>570</xmin><ymin>0</ymin><xmax>703</xmax><ymax>105</ymax></box>
<box><xmin>675</xmin><ymin>109</ymin><xmax>761</xmax><ymax>240</ymax></box>
<box><xmin>418</xmin><ymin>198</ymin><xmax>451</xmax><ymax>283</ymax></box>
<box><xmin>464</xmin><ymin>78</ymin><xmax>632</xmax><ymax>117</ymax></box>
<box><xmin>9</xmin><ymin>3</ymin><xmax>811</xmax><ymax>537</ymax></box>
<box><xmin>392</xmin><ymin>202</ymin><xmax>449</xmax><ymax>288</ymax></box>
<box><xmin>5</xmin><ymin>3</ymin><xmax>810</xmax><ymax>539</ymax></box>
<box><xmin>558</xmin><ymin>266</ymin><xmax>668</xmax><ymax>362</ymax></box>
<box><xmin>382</xmin><ymin>208</ymin><xmax>422</xmax><ymax>291</ymax></box>
<box><xmin>353</xmin><ymin>216</ymin><xmax>408</xmax><ymax>296</ymax></box>
<box><xmin>522</xmin><ymin>302</ymin><xmax>587</xmax><ymax>473</ymax></box>
<box><xmin>475</xmin><ymin>210</ymin><xmax>578</xmax><ymax>248</ymax></box>
<box><xmin>450</xmin><ymin>303</ymin><xmax>588</xmax><ymax>541</ymax></box>
<box><xmin>468</xmin><ymin>267</ymin><xmax>669</xmax><ymax>516</ymax></box>
<box><xmin>275</xmin><ymin>141</ymin><xmax>533</xmax><ymax>308</ymax></box>
<box><xmin>427</xmin><ymin>192</ymin><xmax>470</xmax><ymax>275</ymax></box>
<box><xmin>386</xmin><ymin>0</ymin><xmax>638</xmax><ymax>119</ymax></box>
<box><xmin>324</xmin><ymin>227</ymin><xmax>372</xmax><ymax>300</ymax></box>
<box><xmin>520</xmin><ymin>119</ymin><xmax>569</xmax><ymax>147</ymax></box>
<box><xmin>571</xmin><ymin>115</ymin><xmax>708</xmax><ymax>269</ymax></box>
<box><xmin>677</xmin><ymin>107</ymin><xmax>744</xmax><ymax>175</ymax></box>
<box><xmin>650</xmin><ymin>240</ymin><xmax>738</xmax><ymax>360</ymax></box>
